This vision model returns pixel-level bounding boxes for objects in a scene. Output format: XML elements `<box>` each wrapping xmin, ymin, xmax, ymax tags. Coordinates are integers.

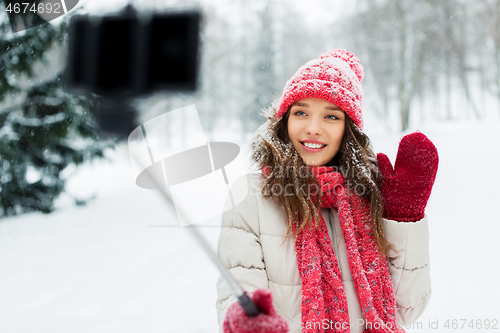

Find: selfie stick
<box><xmin>128</xmin><ymin>149</ymin><xmax>260</xmax><ymax>317</ymax></box>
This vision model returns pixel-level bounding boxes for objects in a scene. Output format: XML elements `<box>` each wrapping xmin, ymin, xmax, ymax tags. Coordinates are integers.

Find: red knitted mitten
<box><xmin>376</xmin><ymin>132</ymin><xmax>439</xmax><ymax>222</ymax></box>
<box><xmin>223</xmin><ymin>289</ymin><xmax>289</xmax><ymax>333</ymax></box>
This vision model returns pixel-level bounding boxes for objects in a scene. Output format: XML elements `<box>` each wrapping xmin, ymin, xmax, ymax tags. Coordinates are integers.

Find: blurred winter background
<box><xmin>0</xmin><ymin>0</ymin><xmax>499</xmax><ymax>332</ymax></box>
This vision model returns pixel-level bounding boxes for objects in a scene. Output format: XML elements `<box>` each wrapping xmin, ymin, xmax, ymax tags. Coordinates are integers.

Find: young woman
<box><xmin>215</xmin><ymin>49</ymin><xmax>438</xmax><ymax>333</ymax></box>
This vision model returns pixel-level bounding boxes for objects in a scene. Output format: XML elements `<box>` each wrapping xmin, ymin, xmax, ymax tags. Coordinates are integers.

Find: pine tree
<box><xmin>0</xmin><ymin>1</ymin><xmax>115</xmax><ymax>217</ymax></box>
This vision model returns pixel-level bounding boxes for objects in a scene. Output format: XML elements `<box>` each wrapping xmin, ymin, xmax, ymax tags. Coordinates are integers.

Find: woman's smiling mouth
<box><xmin>300</xmin><ymin>141</ymin><xmax>327</xmax><ymax>152</ymax></box>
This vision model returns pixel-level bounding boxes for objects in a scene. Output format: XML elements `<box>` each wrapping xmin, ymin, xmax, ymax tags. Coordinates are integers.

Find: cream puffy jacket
<box><xmin>216</xmin><ymin>173</ymin><xmax>431</xmax><ymax>333</ymax></box>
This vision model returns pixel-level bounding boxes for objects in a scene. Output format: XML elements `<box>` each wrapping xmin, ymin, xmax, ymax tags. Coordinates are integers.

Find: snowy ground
<box><xmin>1</xmin><ymin>116</ymin><xmax>499</xmax><ymax>333</ymax></box>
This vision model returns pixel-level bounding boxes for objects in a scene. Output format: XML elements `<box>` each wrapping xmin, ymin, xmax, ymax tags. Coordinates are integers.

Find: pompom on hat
<box><xmin>276</xmin><ymin>48</ymin><xmax>365</xmax><ymax>130</ymax></box>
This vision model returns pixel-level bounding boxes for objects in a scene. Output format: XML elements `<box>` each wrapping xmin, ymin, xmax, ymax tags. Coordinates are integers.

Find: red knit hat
<box><xmin>277</xmin><ymin>49</ymin><xmax>365</xmax><ymax>130</ymax></box>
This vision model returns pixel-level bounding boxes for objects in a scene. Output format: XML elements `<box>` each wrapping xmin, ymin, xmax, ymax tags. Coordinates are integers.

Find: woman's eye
<box><xmin>326</xmin><ymin>115</ymin><xmax>338</xmax><ymax>120</ymax></box>
<box><xmin>294</xmin><ymin>111</ymin><xmax>306</xmax><ymax>116</ymax></box>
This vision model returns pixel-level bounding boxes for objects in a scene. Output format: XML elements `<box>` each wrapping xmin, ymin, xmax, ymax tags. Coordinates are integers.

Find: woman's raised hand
<box><xmin>223</xmin><ymin>289</ymin><xmax>289</xmax><ymax>333</ymax></box>
<box><xmin>376</xmin><ymin>132</ymin><xmax>439</xmax><ymax>222</ymax></box>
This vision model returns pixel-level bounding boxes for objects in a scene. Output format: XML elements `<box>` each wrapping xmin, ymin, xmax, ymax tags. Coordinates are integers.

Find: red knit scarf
<box><xmin>291</xmin><ymin>166</ymin><xmax>405</xmax><ymax>333</ymax></box>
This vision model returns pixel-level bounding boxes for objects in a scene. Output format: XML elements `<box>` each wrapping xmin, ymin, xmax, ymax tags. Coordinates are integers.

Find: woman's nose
<box><xmin>305</xmin><ymin>117</ymin><xmax>323</xmax><ymax>135</ymax></box>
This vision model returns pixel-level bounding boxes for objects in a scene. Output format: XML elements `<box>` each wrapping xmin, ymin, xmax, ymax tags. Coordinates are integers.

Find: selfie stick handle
<box><xmin>129</xmin><ymin>149</ymin><xmax>260</xmax><ymax>317</ymax></box>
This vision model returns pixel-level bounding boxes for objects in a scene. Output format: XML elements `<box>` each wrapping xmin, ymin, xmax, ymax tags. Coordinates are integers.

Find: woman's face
<box><xmin>287</xmin><ymin>97</ymin><xmax>346</xmax><ymax>166</ymax></box>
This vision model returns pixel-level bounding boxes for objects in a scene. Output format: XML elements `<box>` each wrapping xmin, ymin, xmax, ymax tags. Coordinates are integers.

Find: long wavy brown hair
<box><xmin>249</xmin><ymin>99</ymin><xmax>396</xmax><ymax>259</ymax></box>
